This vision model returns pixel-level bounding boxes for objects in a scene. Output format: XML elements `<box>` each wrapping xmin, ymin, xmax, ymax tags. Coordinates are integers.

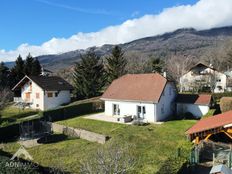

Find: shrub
<box><xmin>212</xmin><ymin>92</ymin><xmax>232</xmax><ymax>102</ymax></box>
<box><xmin>39</xmin><ymin>101</ymin><xmax>104</xmax><ymax>122</ymax></box>
<box><xmin>220</xmin><ymin>97</ymin><xmax>232</xmax><ymax>113</ymax></box>
<box><xmin>157</xmin><ymin>141</ymin><xmax>192</xmax><ymax>174</ymax></box>
<box><xmin>184</xmin><ymin>112</ymin><xmax>195</xmax><ymax>120</ymax></box>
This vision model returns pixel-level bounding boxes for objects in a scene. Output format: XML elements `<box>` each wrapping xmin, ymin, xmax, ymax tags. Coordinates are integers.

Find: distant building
<box><xmin>12</xmin><ymin>75</ymin><xmax>73</xmax><ymax>111</ymax></box>
<box><xmin>180</xmin><ymin>63</ymin><xmax>227</xmax><ymax>93</ymax></box>
<box><xmin>101</xmin><ymin>73</ymin><xmax>177</xmax><ymax>122</ymax></box>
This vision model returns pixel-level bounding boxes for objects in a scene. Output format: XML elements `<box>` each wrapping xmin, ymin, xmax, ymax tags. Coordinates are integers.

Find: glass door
<box><xmin>137</xmin><ymin>106</ymin><xmax>146</xmax><ymax>119</ymax></box>
<box><xmin>113</xmin><ymin>104</ymin><xmax>120</xmax><ymax>115</ymax></box>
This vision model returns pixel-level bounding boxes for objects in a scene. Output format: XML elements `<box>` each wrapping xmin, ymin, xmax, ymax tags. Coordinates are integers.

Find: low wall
<box><xmin>49</xmin><ymin>122</ymin><xmax>108</xmax><ymax>144</ymax></box>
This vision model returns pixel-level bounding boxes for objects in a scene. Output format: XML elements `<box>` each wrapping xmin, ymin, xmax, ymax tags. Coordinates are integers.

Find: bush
<box><xmin>220</xmin><ymin>97</ymin><xmax>232</xmax><ymax>113</ymax></box>
<box><xmin>0</xmin><ymin>123</ymin><xmax>20</xmax><ymax>142</ymax></box>
<box><xmin>157</xmin><ymin>141</ymin><xmax>192</xmax><ymax>174</ymax></box>
<box><xmin>39</xmin><ymin>101</ymin><xmax>104</xmax><ymax>122</ymax></box>
<box><xmin>212</xmin><ymin>92</ymin><xmax>232</xmax><ymax>102</ymax></box>
<box><xmin>184</xmin><ymin>112</ymin><xmax>195</xmax><ymax>120</ymax></box>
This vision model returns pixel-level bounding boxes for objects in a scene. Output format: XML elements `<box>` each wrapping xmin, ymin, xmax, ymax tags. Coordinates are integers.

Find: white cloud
<box><xmin>1</xmin><ymin>0</ymin><xmax>232</xmax><ymax>62</ymax></box>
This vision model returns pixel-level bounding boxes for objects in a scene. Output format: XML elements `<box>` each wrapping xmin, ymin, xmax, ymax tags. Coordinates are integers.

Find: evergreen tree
<box><xmin>0</xmin><ymin>62</ymin><xmax>10</xmax><ymax>88</ymax></box>
<box><xmin>24</xmin><ymin>53</ymin><xmax>34</xmax><ymax>75</ymax></box>
<box><xmin>11</xmin><ymin>55</ymin><xmax>25</xmax><ymax>83</ymax></box>
<box><xmin>73</xmin><ymin>51</ymin><xmax>105</xmax><ymax>99</ymax></box>
<box><xmin>151</xmin><ymin>58</ymin><xmax>164</xmax><ymax>74</ymax></box>
<box><xmin>105</xmin><ymin>46</ymin><xmax>127</xmax><ymax>83</ymax></box>
<box><xmin>31</xmin><ymin>58</ymin><xmax>41</xmax><ymax>76</ymax></box>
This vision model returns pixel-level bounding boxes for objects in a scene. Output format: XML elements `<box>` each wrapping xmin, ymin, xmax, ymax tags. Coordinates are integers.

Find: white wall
<box><xmin>21</xmin><ymin>80</ymin><xmax>71</xmax><ymax>111</ymax></box>
<box><xmin>214</xmin><ymin>72</ymin><xmax>227</xmax><ymax>93</ymax></box>
<box><xmin>44</xmin><ymin>90</ymin><xmax>71</xmax><ymax>110</ymax></box>
<box><xmin>156</xmin><ymin>82</ymin><xmax>177</xmax><ymax>121</ymax></box>
<box><xmin>21</xmin><ymin>81</ymin><xmax>44</xmax><ymax>110</ymax></box>
<box><xmin>104</xmin><ymin>100</ymin><xmax>156</xmax><ymax>122</ymax></box>
<box><xmin>176</xmin><ymin>103</ymin><xmax>209</xmax><ymax>118</ymax></box>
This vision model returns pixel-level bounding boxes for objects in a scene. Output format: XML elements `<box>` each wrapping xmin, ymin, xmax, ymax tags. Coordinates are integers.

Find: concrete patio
<box><xmin>84</xmin><ymin>113</ymin><xmax>133</xmax><ymax>124</ymax></box>
<box><xmin>84</xmin><ymin>113</ymin><xmax>164</xmax><ymax>125</ymax></box>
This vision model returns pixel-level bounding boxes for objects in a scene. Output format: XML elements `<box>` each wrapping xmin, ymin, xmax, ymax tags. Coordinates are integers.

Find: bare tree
<box><xmin>80</xmin><ymin>143</ymin><xmax>136</xmax><ymax>174</ymax></box>
<box><xmin>165</xmin><ymin>55</ymin><xmax>195</xmax><ymax>91</ymax></box>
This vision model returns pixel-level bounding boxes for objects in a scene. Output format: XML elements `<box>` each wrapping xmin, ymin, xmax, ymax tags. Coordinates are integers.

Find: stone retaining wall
<box><xmin>48</xmin><ymin>122</ymin><xmax>108</xmax><ymax>144</ymax></box>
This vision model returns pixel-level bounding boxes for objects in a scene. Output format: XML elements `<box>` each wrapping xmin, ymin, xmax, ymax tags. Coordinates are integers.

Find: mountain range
<box><xmin>6</xmin><ymin>26</ymin><xmax>232</xmax><ymax>71</ymax></box>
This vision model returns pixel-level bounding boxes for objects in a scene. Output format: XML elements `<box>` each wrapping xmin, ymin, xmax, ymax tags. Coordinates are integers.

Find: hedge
<box><xmin>212</xmin><ymin>92</ymin><xmax>232</xmax><ymax>102</ymax></box>
<box><xmin>220</xmin><ymin>97</ymin><xmax>232</xmax><ymax>113</ymax></box>
<box><xmin>39</xmin><ymin>101</ymin><xmax>104</xmax><ymax>122</ymax></box>
<box><xmin>0</xmin><ymin>123</ymin><xmax>19</xmax><ymax>142</ymax></box>
<box><xmin>0</xmin><ymin>101</ymin><xmax>103</xmax><ymax>142</ymax></box>
<box><xmin>0</xmin><ymin>118</ymin><xmax>42</xmax><ymax>142</ymax></box>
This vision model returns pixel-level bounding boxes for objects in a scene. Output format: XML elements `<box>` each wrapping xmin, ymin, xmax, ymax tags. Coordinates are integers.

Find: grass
<box><xmin>0</xmin><ymin>105</ymin><xmax>39</xmax><ymax>127</ymax></box>
<box><xmin>2</xmin><ymin>116</ymin><xmax>196</xmax><ymax>174</ymax></box>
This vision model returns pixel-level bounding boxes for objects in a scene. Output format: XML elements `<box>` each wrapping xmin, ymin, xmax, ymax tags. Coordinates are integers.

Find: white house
<box><xmin>12</xmin><ymin>75</ymin><xmax>73</xmax><ymax>111</ymax></box>
<box><xmin>101</xmin><ymin>73</ymin><xmax>177</xmax><ymax>122</ymax></box>
<box><xmin>180</xmin><ymin>63</ymin><xmax>227</xmax><ymax>93</ymax></box>
<box><xmin>176</xmin><ymin>94</ymin><xmax>212</xmax><ymax>118</ymax></box>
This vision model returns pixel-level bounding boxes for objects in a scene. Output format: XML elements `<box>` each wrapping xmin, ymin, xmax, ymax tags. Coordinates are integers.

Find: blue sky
<box><xmin>1</xmin><ymin>0</ymin><xmax>232</xmax><ymax>61</ymax></box>
<box><xmin>0</xmin><ymin>0</ymin><xmax>197</xmax><ymax>50</ymax></box>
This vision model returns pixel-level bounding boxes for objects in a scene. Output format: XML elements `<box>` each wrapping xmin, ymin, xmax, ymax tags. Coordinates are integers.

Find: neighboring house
<box><xmin>180</xmin><ymin>63</ymin><xmax>227</xmax><ymax>93</ymax></box>
<box><xmin>12</xmin><ymin>75</ymin><xmax>73</xmax><ymax>111</ymax></box>
<box><xmin>176</xmin><ymin>94</ymin><xmax>212</xmax><ymax>118</ymax></box>
<box><xmin>101</xmin><ymin>73</ymin><xmax>177</xmax><ymax>122</ymax></box>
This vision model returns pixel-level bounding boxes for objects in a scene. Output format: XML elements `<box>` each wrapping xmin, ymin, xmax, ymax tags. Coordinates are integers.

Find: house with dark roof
<box><xmin>101</xmin><ymin>73</ymin><xmax>177</xmax><ymax>122</ymax></box>
<box><xmin>12</xmin><ymin>75</ymin><xmax>73</xmax><ymax>111</ymax></box>
<box><xmin>180</xmin><ymin>62</ymin><xmax>227</xmax><ymax>93</ymax></box>
<box><xmin>176</xmin><ymin>94</ymin><xmax>212</xmax><ymax>118</ymax></box>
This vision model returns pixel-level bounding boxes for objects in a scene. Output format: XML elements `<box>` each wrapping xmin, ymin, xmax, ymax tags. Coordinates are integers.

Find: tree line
<box><xmin>0</xmin><ymin>53</ymin><xmax>42</xmax><ymax>89</ymax></box>
<box><xmin>73</xmin><ymin>45</ymin><xmax>164</xmax><ymax>99</ymax></box>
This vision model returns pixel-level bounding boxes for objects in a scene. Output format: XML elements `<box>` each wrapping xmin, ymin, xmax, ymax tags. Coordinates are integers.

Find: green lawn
<box><xmin>0</xmin><ymin>105</ymin><xmax>39</xmax><ymax>127</ymax></box>
<box><xmin>2</xmin><ymin>116</ymin><xmax>196</xmax><ymax>174</ymax></box>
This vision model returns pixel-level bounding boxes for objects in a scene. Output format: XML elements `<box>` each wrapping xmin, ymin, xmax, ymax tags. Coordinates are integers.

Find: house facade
<box><xmin>176</xmin><ymin>94</ymin><xmax>212</xmax><ymax>118</ymax></box>
<box><xmin>101</xmin><ymin>73</ymin><xmax>177</xmax><ymax>122</ymax></box>
<box><xmin>180</xmin><ymin>63</ymin><xmax>227</xmax><ymax>93</ymax></box>
<box><xmin>12</xmin><ymin>75</ymin><xmax>73</xmax><ymax>111</ymax></box>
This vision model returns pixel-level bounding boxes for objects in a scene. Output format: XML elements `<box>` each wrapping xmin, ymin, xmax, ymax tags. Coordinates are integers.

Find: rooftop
<box><xmin>186</xmin><ymin>110</ymin><xmax>232</xmax><ymax>135</ymax></box>
<box><xmin>101</xmin><ymin>73</ymin><xmax>169</xmax><ymax>103</ymax></box>
<box><xmin>176</xmin><ymin>94</ymin><xmax>212</xmax><ymax>106</ymax></box>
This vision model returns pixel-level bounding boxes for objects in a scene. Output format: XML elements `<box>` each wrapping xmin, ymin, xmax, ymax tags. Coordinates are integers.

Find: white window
<box><xmin>47</xmin><ymin>92</ymin><xmax>53</xmax><ymax>98</ymax></box>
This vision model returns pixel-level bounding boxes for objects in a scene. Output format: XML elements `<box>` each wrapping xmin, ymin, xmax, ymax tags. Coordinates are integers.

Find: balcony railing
<box><xmin>13</xmin><ymin>97</ymin><xmax>23</xmax><ymax>103</ymax></box>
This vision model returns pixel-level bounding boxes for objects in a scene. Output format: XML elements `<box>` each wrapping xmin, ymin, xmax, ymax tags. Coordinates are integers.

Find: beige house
<box><xmin>12</xmin><ymin>75</ymin><xmax>73</xmax><ymax>111</ymax></box>
<box><xmin>180</xmin><ymin>63</ymin><xmax>227</xmax><ymax>93</ymax></box>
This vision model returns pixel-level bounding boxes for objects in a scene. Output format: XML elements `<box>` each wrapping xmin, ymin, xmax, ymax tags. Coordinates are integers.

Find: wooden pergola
<box><xmin>186</xmin><ymin>110</ymin><xmax>232</xmax><ymax>144</ymax></box>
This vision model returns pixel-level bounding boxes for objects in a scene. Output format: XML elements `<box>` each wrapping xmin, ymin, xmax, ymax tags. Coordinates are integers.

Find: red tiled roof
<box><xmin>176</xmin><ymin>94</ymin><xmax>212</xmax><ymax>105</ymax></box>
<box><xmin>101</xmin><ymin>73</ymin><xmax>168</xmax><ymax>102</ymax></box>
<box><xmin>186</xmin><ymin>110</ymin><xmax>232</xmax><ymax>135</ymax></box>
